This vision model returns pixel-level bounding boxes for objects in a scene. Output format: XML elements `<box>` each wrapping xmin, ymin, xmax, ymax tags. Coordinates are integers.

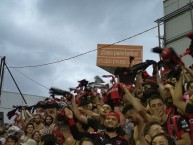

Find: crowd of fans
<box><xmin>1</xmin><ymin>55</ymin><xmax>193</xmax><ymax>145</ymax></box>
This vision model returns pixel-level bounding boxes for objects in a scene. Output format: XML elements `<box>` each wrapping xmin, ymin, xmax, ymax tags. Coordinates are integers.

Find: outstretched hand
<box><xmin>149</xmin><ymin>108</ymin><xmax>163</xmax><ymax>124</ymax></box>
<box><xmin>64</xmin><ymin>108</ymin><xmax>73</xmax><ymax>119</ymax></box>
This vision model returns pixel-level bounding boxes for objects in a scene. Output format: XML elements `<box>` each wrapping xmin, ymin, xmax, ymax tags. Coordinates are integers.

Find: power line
<box><xmin>0</xmin><ymin>106</ymin><xmax>13</xmax><ymax>109</ymax></box>
<box><xmin>10</xmin><ymin>25</ymin><xmax>159</xmax><ymax>69</ymax></box>
<box><xmin>6</xmin><ymin>62</ymin><xmax>49</xmax><ymax>90</ymax></box>
<box><xmin>3</xmin><ymin>25</ymin><xmax>161</xmax><ymax>93</ymax></box>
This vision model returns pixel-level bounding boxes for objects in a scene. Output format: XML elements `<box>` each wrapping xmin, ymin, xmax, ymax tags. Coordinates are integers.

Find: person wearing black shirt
<box><xmin>71</xmin><ymin>96</ymin><xmax>127</xmax><ymax>137</ymax></box>
<box><xmin>172</xmin><ymin>70</ymin><xmax>193</xmax><ymax>144</ymax></box>
<box><xmin>65</xmin><ymin>108</ymin><xmax>130</xmax><ymax>145</ymax></box>
<box><xmin>148</xmin><ymin>95</ymin><xmax>191</xmax><ymax>145</ymax></box>
<box><xmin>173</xmin><ymin>71</ymin><xmax>193</xmax><ymax>114</ymax></box>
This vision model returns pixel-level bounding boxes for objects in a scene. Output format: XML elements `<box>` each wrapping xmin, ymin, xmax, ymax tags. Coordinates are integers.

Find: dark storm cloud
<box><xmin>0</xmin><ymin>0</ymin><xmax>75</xmax><ymax>67</ymax></box>
<box><xmin>0</xmin><ymin>0</ymin><xmax>163</xmax><ymax>97</ymax></box>
<box><xmin>0</xmin><ymin>15</ymin><xmax>74</xmax><ymax>66</ymax></box>
<box><xmin>35</xmin><ymin>0</ymin><xmax>162</xmax><ymax>43</ymax></box>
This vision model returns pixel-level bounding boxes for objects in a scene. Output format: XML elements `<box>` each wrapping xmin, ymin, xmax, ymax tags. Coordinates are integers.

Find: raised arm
<box><xmin>71</xmin><ymin>97</ymin><xmax>88</xmax><ymax>124</ymax></box>
<box><xmin>173</xmin><ymin>71</ymin><xmax>187</xmax><ymax>112</ymax></box>
<box><xmin>78</xmin><ymin>107</ymin><xmax>100</xmax><ymax>120</ymax></box>
<box><xmin>133</xmin><ymin>71</ymin><xmax>143</xmax><ymax>98</ymax></box>
<box><xmin>184</xmin><ymin>66</ymin><xmax>193</xmax><ymax>80</ymax></box>
<box><xmin>64</xmin><ymin>108</ymin><xmax>96</xmax><ymax>141</ymax></box>
<box><xmin>164</xmin><ymin>83</ymin><xmax>175</xmax><ymax>98</ymax></box>
<box><xmin>123</xmin><ymin>86</ymin><xmax>151</xmax><ymax>122</ymax></box>
<box><xmin>156</xmin><ymin>72</ymin><xmax>168</xmax><ymax>101</ymax></box>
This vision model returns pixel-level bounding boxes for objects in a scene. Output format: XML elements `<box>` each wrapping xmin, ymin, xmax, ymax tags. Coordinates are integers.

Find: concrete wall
<box><xmin>163</xmin><ymin>0</ymin><xmax>193</xmax><ymax>66</ymax></box>
<box><xmin>0</xmin><ymin>91</ymin><xmax>46</xmax><ymax>124</ymax></box>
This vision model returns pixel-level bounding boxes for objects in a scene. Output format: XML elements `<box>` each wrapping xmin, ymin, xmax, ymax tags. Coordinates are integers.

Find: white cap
<box><xmin>7</xmin><ymin>126</ymin><xmax>20</xmax><ymax>136</ymax></box>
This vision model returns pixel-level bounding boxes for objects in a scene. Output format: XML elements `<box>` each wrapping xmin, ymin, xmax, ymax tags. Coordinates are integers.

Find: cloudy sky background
<box><xmin>0</xmin><ymin>0</ymin><xmax>164</xmax><ymax>97</ymax></box>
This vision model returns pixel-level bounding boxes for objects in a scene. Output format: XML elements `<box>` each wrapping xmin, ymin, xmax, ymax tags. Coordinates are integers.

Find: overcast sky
<box><xmin>0</xmin><ymin>0</ymin><xmax>164</xmax><ymax>97</ymax></box>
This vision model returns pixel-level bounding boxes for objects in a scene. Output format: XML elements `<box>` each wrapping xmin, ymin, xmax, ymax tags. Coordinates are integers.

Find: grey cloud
<box><xmin>0</xmin><ymin>0</ymin><xmax>163</xmax><ymax>97</ymax></box>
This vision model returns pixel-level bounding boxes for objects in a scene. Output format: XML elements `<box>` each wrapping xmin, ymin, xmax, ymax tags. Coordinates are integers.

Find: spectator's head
<box><xmin>44</xmin><ymin>115</ymin><xmax>53</xmax><ymax>126</ymax></box>
<box><xmin>34</xmin><ymin>114</ymin><xmax>42</xmax><ymax>125</ymax></box>
<box><xmin>40</xmin><ymin>134</ymin><xmax>57</xmax><ymax>145</ymax></box>
<box><xmin>142</xmin><ymin>78</ymin><xmax>159</xmax><ymax>92</ymax></box>
<box><xmin>25</xmin><ymin>123</ymin><xmax>34</xmax><ymax>135</ymax></box>
<box><xmin>46</xmin><ymin>108</ymin><xmax>57</xmax><ymax>122</ymax></box>
<box><xmin>5</xmin><ymin>135</ymin><xmax>18</xmax><ymax>145</ymax></box>
<box><xmin>144</xmin><ymin>121</ymin><xmax>164</xmax><ymax>144</ymax></box>
<box><xmin>99</xmin><ymin>104</ymin><xmax>112</xmax><ymax>116</ymax></box>
<box><xmin>4</xmin><ymin>123</ymin><xmax>11</xmax><ymax>130</ymax></box>
<box><xmin>104</xmin><ymin>111</ymin><xmax>120</xmax><ymax>132</ymax></box>
<box><xmin>167</xmin><ymin>77</ymin><xmax>177</xmax><ymax>85</ymax></box>
<box><xmin>7</xmin><ymin>126</ymin><xmax>21</xmax><ymax>136</ymax></box>
<box><xmin>148</xmin><ymin>95</ymin><xmax>165</xmax><ymax>115</ymax></box>
<box><xmin>0</xmin><ymin>127</ymin><xmax>6</xmax><ymax>136</ymax></box>
<box><xmin>162</xmin><ymin>84</ymin><xmax>174</xmax><ymax>106</ymax></box>
<box><xmin>32</xmin><ymin>131</ymin><xmax>41</xmax><ymax>144</ymax></box>
<box><xmin>35</xmin><ymin>101</ymin><xmax>45</xmax><ymax>114</ymax></box>
<box><xmin>122</xmin><ymin>103</ymin><xmax>140</xmax><ymax>125</ymax></box>
<box><xmin>79</xmin><ymin>137</ymin><xmax>94</xmax><ymax>145</ymax></box>
<box><xmin>141</xmin><ymin>89</ymin><xmax>160</xmax><ymax>107</ymax></box>
<box><xmin>163</xmin><ymin>85</ymin><xmax>173</xmax><ymax>98</ymax></box>
<box><xmin>150</xmin><ymin>132</ymin><xmax>176</xmax><ymax>145</ymax></box>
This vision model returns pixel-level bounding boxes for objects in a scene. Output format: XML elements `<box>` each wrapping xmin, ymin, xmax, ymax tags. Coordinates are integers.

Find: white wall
<box><xmin>0</xmin><ymin>91</ymin><xmax>46</xmax><ymax>124</ymax></box>
<box><xmin>163</xmin><ymin>0</ymin><xmax>193</xmax><ymax>66</ymax></box>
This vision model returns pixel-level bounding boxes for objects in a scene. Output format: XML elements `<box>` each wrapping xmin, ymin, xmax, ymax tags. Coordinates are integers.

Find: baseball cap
<box><xmin>7</xmin><ymin>126</ymin><xmax>20</xmax><ymax>136</ymax></box>
<box><xmin>106</xmin><ymin>111</ymin><xmax>120</xmax><ymax>122</ymax></box>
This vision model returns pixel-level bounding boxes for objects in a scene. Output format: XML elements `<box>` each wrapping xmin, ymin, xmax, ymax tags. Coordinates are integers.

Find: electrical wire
<box><xmin>6</xmin><ymin>62</ymin><xmax>49</xmax><ymax>90</ymax></box>
<box><xmin>2</xmin><ymin>25</ymin><xmax>162</xmax><ymax>92</ymax></box>
<box><xmin>9</xmin><ymin>25</ymin><xmax>159</xmax><ymax>69</ymax></box>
